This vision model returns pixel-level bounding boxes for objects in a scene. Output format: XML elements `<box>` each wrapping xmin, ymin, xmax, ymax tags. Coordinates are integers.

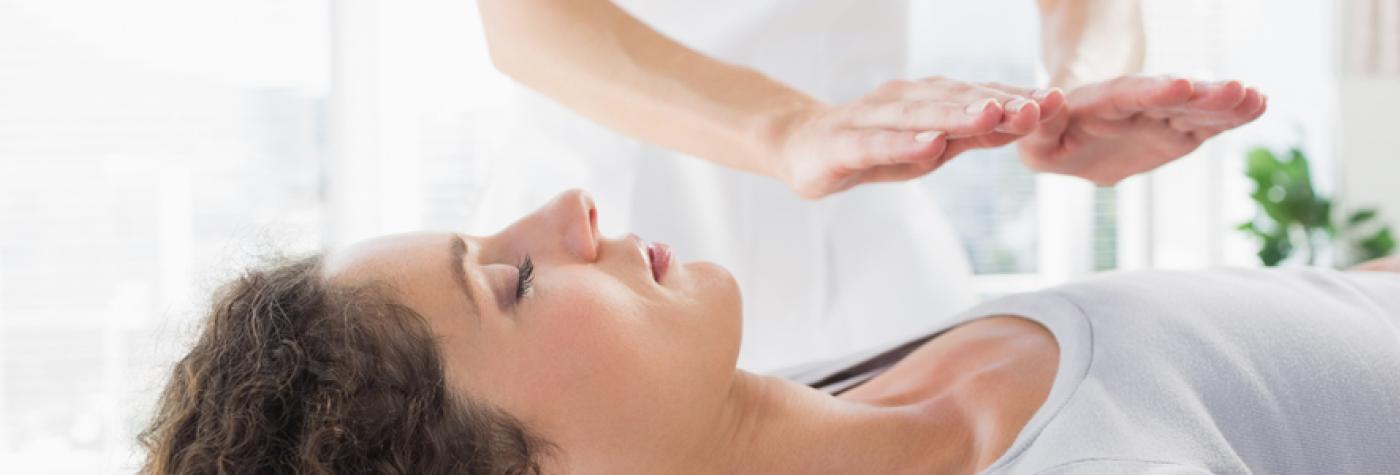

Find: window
<box><xmin>0</xmin><ymin>1</ymin><xmax>329</xmax><ymax>470</ymax></box>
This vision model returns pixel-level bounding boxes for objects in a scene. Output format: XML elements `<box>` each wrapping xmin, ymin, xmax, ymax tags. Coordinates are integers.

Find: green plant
<box><xmin>1237</xmin><ymin>146</ymin><xmax>1395</xmax><ymax>267</ymax></box>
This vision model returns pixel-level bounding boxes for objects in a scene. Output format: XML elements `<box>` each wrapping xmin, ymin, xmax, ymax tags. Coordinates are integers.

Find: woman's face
<box><xmin>322</xmin><ymin>189</ymin><xmax>743</xmax><ymax>471</ymax></box>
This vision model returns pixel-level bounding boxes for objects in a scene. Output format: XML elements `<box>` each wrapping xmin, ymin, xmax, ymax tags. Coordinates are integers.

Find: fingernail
<box><xmin>914</xmin><ymin>131</ymin><xmax>944</xmax><ymax>143</ymax></box>
<box><xmin>965</xmin><ymin>98</ymin><xmax>996</xmax><ymax>115</ymax></box>
<box><xmin>1005</xmin><ymin>98</ymin><xmax>1029</xmax><ymax>113</ymax></box>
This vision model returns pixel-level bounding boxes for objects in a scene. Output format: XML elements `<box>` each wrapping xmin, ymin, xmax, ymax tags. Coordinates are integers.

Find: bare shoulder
<box><xmin>839</xmin><ymin>315</ymin><xmax>1059</xmax><ymax>404</ymax></box>
<box><xmin>839</xmin><ymin>315</ymin><xmax>1061</xmax><ymax>471</ymax></box>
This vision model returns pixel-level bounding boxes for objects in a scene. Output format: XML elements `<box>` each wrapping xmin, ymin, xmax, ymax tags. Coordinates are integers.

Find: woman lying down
<box><xmin>140</xmin><ymin>190</ymin><xmax>1400</xmax><ymax>474</ymax></box>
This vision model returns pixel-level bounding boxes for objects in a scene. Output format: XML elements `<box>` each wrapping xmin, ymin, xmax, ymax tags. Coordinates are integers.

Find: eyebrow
<box><xmin>449</xmin><ymin>235</ymin><xmax>481</xmax><ymax>316</ymax></box>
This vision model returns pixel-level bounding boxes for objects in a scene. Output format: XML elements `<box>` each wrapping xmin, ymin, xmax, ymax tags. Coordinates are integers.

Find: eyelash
<box><xmin>514</xmin><ymin>255</ymin><xmax>535</xmax><ymax>301</ymax></box>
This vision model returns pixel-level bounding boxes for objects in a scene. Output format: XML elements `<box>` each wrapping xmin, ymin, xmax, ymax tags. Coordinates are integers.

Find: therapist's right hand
<box><xmin>763</xmin><ymin>77</ymin><xmax>1064</xmax><ymax>199</ymax></box>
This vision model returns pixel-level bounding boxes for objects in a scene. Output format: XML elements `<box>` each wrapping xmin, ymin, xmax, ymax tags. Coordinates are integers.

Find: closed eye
<box><xmin>514</xmin><ymin>255</ymin><xmax>534</xmax><ymax>302</ymax></box>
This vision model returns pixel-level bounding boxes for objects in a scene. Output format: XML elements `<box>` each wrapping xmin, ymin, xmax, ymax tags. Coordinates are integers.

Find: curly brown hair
<box><xmin>139</xmin><ymin>255</ymin><xmax>555</xmax><ymax>474</ymax></box>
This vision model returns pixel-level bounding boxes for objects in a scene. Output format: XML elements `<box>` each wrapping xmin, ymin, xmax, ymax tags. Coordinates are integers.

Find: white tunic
<box><xmin>470</xmin><ymin>0</ymin><xmax>976</xmax><ymax>372</ymax></box>
<box><xmin>782</xmin><ymin>268</ymin><xmax>1400</xmax><ymax>474</ymax></box>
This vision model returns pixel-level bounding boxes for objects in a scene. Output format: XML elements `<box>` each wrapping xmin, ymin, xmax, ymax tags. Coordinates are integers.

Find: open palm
<box><xmin>1014</xmin><ymin>76</ymin><xmax>1267</xmax><ymax>185</ymax></box>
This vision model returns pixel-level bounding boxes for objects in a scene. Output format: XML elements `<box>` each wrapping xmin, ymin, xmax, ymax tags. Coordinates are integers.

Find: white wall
<box><xmin>1338</xmin><ymin>77</ymin><xmax>1400</xmax><ymax>231</ymax></box>
<box><xmin>1336</xmin><ymin>0</ymin><xmax>1400</xmax><ymax>240</ymax></box>
<box><xmin>1337</xmin><ymin>85</ymin><xmax>1400</xmax><ymax>232</ymax></box>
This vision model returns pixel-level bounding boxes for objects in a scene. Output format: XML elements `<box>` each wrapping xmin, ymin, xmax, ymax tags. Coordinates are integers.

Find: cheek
<box><xmin>476</xmin><ymin>264</ymin><xmax>744</xmax><ymax>448</ymax></box>
<box><xmin>493</xmin><ymin>272</ymin><xmax>651</xmax><ymax>414</ymax></box>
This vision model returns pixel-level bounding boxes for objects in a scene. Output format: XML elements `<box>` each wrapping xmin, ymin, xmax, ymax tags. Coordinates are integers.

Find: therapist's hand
<box><xmin>765</xmin><ymin>77</ymin><xmax>1066</xmax><ymax>199</ymax></box>
<box><xmin>1351</xmin><ymin>255</ymin><xmax>1400</xmax><ymax>273</ymax></box>
<box><xmin>1007</xmin><ymin>75</ymin><xmax>1266</xmax><ymax>185</ymax></box>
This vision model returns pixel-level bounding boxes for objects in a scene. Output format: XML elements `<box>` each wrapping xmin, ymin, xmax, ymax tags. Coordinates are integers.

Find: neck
<box><xmin>681</xmin><ymin>371</ymin><xmax>979</xmax><ymax>475</ymax></box>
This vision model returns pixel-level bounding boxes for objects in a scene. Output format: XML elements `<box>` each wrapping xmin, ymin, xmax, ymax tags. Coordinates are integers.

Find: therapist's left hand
<box><xmin>1000</xmin><ymin>75</ymin><xmax>1267</xmax><ymax>185</ymax></box>
<box><xmin>1350</xmin><ymin>255</ymin><xmax>1400</xmax><ymax>273</ymax></box>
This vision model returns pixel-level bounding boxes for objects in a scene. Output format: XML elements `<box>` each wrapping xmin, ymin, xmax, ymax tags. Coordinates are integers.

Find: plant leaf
<box><xmin>1245</xmin><ymin>148</ymin><xmax>1282</xmax><ymax>190</ymax></box>
<box><xmin>1287</xmin><ymin>148</ymin><xmax>1314</xmax><ymax>188</ymax></box>
<box><xmin>1258</xmin><ymin>232</ymin><xmax>1292</xmax><ymax>267</ymax></box>
<box><xmin>1348</xmin><ymin>209</ymin><xmax>1378</xmax><ymax>226</ymax></box>
<box><xmin>1360</xmin><ymin>227</ymin><xmax>1397</xmax><ymax>260</ymax></box>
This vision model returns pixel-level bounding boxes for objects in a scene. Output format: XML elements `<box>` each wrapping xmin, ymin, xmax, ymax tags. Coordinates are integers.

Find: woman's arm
<box><xmin>478</xmin><ymin>0</ymin><xmax>813</xmax><ymax>177</ymax></box>
<box><xmin>476</xmin><ymin>0</ymin><xmax>1059</xmax><ymax>199</ymax></box>
<box><xmin>1037</xmin><ymin>0</ymin><xmax>1145</xmax><ymax>88</ymax></box>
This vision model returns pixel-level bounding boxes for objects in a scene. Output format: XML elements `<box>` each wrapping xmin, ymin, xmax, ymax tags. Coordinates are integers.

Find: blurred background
<box><xmin>0</xmin><ymin>0</ymin><xmax>1396</xmax><ymax>472</ymax></box>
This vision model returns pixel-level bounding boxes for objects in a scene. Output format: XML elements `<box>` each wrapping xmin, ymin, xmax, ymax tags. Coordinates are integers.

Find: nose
<box><xmin>545</xmin><ymin>189</ymin><xmax>599</xmax><ymax>261</ymax></box>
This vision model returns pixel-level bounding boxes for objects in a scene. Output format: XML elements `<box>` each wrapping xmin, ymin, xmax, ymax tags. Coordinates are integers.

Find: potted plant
<box><xmin>1237</xmin><ymin>146</ymin><xmax>1395</xmax><ymax>267</ymax></box>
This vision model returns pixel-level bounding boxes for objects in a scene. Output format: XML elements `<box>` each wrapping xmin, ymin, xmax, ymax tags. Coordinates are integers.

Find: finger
<box><xmin>1187</xmin><ymin>92</ymin><xmax>1267</xmax><ymax>142</ymax></box>
<box><xmin>832</xmin><ymin>128</ymin><xmax>949</xmax><ymax>170</ymax></box>
<box><xmin>996</xmin><ymin>98</ymin><xmax>1041</xmax><ymax>134</ymax></box>
<box><xmin>1229</xmin><ymin>87</ymin><xmax>1267</xmax><ymax>126</ymax></box>
<box><xmin>845</xmin><ymin>98</ymin><xmax>1006</xmax><ymax>137</ymax></box>
<box><xmin>1247</xmin><ymin>92</ymin><xmax>1269</xmax><ymax>122</ymax></box>
<box><xmin>1018</xmin><ymin>111</ymin><xmax>1072</xmax><ymax>158</ymax></box>
<box><xmin>1164</xmin><ymin>87</ymin><xmax>1266</xmax><ymax>133</ymax></box>
<box><xmin>981</xmin><ymin>82</ymin><xmax>1065</xmax><ymax>116</ymax></box>
<box><xmin>977</xmin><ymin>82</ymin><xmax>1066</xmax><ymax>125</ymax></box>
<box><xmin>1183</xmin><ymin>80</ymin><xmax>1249</xmax><ymax>112</ymax></box>
<box><xmin>1083</xmin><ymin>75</ymin><xmax>1194</xmax><ymax>119</ymax></box>
<box><xmin>1145</xmin><ymin>79</ymin><xmax>1251</xmax><ymax>119</ymax></box>
<box><xmin>943</xmin><ymin>132</ymin><xmax>1024</xmax><ymax>158</ymax></box>
<box><xmin>1033</xmin><ymin>87</ymin><xmax>1067</xmax><ymax>121</ymax></box>
<box><xmin>899</xmin><ymin>78</ymin><xmax>1040</xmax><ymax>131</ymax></box>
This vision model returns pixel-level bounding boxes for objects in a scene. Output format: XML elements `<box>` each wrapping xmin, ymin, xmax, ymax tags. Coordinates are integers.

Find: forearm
<box><xmin>1036</xmin><ymin>0</ymin><xmax>1145</xmax><ymax>88</ymax></box>
<box><xmin>477</xmin><ymin>0</ymin><xmax>818</xmax><ymax>178</ymax></box>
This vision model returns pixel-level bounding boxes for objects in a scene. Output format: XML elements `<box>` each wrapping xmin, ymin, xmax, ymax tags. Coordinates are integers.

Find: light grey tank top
<box><xmin>772</xmin><ymin>326</ymin><xmax>939</xmax><ymax>395</ymax></box>
<box><xmin>771</xmin><ymin>268</ymin><xmax>1400</xmax><ymax>474</ymax></box>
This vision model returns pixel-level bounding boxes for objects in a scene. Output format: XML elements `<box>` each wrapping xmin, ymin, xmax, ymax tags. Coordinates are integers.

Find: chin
<box><xmin>683</xmin><ymin>261</ymin><xmax>740</xmax><ymax>298</ymax></box>
<box><xmin>683</xmin><ymin>260</ymin><xmax>744</xmax><ymax>352</ymax></box>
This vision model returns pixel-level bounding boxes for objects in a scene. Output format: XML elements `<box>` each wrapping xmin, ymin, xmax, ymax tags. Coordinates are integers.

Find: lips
<box><xmin>647</xmin><ymin>241</ymin><xmax>672</xmax><ymax>283</ymax></box>
<box><xmin>630</xmin><ymin>234</ymin><xmax>672</xmax><ymax>283</ymax></box>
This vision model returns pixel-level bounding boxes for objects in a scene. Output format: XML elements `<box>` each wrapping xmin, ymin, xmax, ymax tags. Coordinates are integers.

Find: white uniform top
<box><xmin>471</xmin><ymin>0</ymin><xmax>976</xmax><ymax>372</ymax></box>
<box><xmin>781</xmin><ymin>268</ymin><xmax>1400</xmax><ymax>474</ymax></box>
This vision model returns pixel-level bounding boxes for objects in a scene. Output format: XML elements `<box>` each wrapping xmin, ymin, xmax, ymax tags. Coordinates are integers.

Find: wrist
<box><xmin>746</xmin><ymin>98</ymin><xmax>824</xmax><ymax>184</ymax></box>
